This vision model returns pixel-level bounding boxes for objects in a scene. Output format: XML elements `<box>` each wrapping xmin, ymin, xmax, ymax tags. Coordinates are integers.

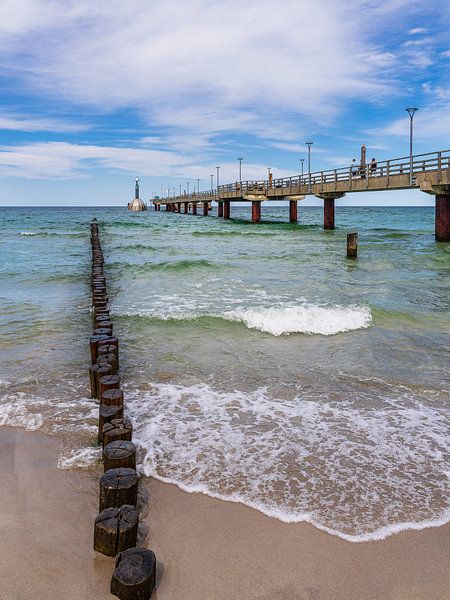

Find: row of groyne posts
<box><xmin>89</xmin><ymin>218</ymin><xmax>157</xmax><ymax>599</ymax></box>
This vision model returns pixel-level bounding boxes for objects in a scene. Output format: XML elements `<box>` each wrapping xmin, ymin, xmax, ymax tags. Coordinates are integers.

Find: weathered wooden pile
<box><xmin>89</xmin><ymin>218</ymin><xmax>157</xmax><ymax>599</ymax></box>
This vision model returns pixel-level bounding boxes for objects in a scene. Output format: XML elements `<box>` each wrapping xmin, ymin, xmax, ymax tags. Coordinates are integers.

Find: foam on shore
<box><xmin>123</xmin><ymin>381</ymin><xmax>450</xmax><ymax>542</ymax></box>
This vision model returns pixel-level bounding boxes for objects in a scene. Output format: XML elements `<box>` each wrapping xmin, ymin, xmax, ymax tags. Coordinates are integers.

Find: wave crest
<box><xmin>224</xmin><ymin>304</ymin><xmax>372</xmax><ymax>336</ymax></box>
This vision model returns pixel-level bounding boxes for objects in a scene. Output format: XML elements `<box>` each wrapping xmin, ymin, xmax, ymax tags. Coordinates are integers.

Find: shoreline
<box><xmin>1</xmin><ymin>425</ymin><xmax>449</xmax><ymax>599</ymax></box>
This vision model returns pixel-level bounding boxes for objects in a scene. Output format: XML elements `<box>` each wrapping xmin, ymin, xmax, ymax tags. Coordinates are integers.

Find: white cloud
<box><xmin>0</xmin><ymin>114</ymin><xmax>88</xmax><ymax>132</ymax></box>
<box><xmin>408</xmin><ymin>27</ymin><xmax>427</xmax><ymax>35</ymax></box>
<box><xmin>0</xmin><ymin>0</ymin><xmax>408</xmax><ymax>144</ymax></box>
<box><xmin>0</xmin><ymin>140</ymin><xmax>293</xmax><ymax>181</ymax></box>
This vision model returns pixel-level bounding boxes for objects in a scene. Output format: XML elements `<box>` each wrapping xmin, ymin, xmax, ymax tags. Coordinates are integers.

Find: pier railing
<box><xmin>218</xmin><ymin>149</ymin><xmax>450</xmax><ymax>195</ymax></box>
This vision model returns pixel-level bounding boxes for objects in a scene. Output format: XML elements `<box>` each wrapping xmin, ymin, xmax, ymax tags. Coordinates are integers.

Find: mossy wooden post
<box><xmin>347</xmin><ymin>232</ymin><xmax>358</xmax><ymax>258</ymax></box>
<box><xmin>99</xmin><ymin>468</ymin><xmax>139</xmax><ymax>511</ymax></box>
<box><xmin>94</xmin><ymin>505</ymin><xmax>138</xmax><ymax>557</ymax></box>
<box><xmin>103</xmin><ymin>441</ymin><xmax>136</xmax><ymax>471</ymax></box>
<box><xmin>111</xmin><ymin>548</ymin><xmax>156</xmax><ymax>600</ymax></box>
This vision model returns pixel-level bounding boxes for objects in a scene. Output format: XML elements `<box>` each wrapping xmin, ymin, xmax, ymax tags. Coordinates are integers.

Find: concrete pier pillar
<box><xmin>324</xmin><ymin>198</ymin><xmax>335</xmax><ymax>230</ymax></box>
<box><xmin>436</xmin><ymin>194</ymin><xmax>450</xmax><ymax>241</ymax></box>
<box><xmin>184</xmin><ymin>202</ymin><xmax>188</xmax><ymax>214</ymax></box>
<box><xmin>252</xmin><ymin>201</ymin><xmax>261</xmax><ymax>223</ymax></box>
<box><xmin>192</xmin><ymin>203</ymin><xmax>197</xmax><ymax>215</ymax></box>
<box><xmin>203</xmin><ymin>202</ymin><xmax>209</xmax><ymax>216</ymax></box>
<box><xmin>176</xmin><ymin>204</ymin><xmax>181</xmax><ymax>213</ymax></box>
<box><xmin>218</xmin><ymin>202</ymin><xmax>223</xmax><ymax>218</ymax></box>
<box><xmin>223</xmin><ymin>201</ymin><xmax>231</xmax><ymax>219</ymax></box>
<box><xmin>289</xmin><ymin>200</ymin><xmax>297</xmax><ymax>223</ymax></box>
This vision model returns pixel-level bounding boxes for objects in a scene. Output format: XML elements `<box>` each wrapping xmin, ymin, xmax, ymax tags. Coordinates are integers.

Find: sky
<box><xmin>0</xmin><ymin>0</ymin><xmax>449</xmax><ymax>206</ymax></box>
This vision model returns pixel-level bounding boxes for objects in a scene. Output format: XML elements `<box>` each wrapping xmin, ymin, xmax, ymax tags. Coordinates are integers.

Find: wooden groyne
<box><xmin>89</xmin><ymin>218</ymin><xmax>156</xmax><ymax>599</ymax></box>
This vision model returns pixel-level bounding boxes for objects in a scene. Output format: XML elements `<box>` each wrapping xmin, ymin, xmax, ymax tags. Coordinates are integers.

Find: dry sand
<box><xmin>1</xmin><ymin>427</ymin><xmax>449</xmax><ymax>600</ymax></box>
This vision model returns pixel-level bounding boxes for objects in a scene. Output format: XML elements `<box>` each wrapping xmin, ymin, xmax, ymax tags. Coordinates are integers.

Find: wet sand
<box><xmin>1</xmin><ymin>427</ymin><xmax>449</xmax><ymax>600</ymax></box>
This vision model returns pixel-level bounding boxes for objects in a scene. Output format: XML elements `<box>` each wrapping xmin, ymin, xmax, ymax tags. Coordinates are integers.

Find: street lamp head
<box><xmin>305</xmin><ymin>141</ymin><xmax>313</xmax><ymax>147</ymax></box>
<box><xmin>406</xmin><ymin>107</ymin><xmax>418</xmax><ymax>118</ymax></box>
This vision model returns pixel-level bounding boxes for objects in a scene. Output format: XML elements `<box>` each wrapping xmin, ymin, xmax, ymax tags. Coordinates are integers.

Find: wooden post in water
<box><xmin>103</xmin><ymin>441</ymin><xmax>136</xmax><ymax>472</ymax></box>
<box><xmin>192</xmin><ymin>203</ymin><xmax>197</xmax><ymax>215</ymax></box>
<box><xmin>289</xmin><ymin>200</ymin><xmax>297</xmax><ymax>223</ymax></box>
<box><xmin>252</xmin><ymin>201</ymin><xmax>261</xmax><ymax>223</ymax></box>
<box><xmin>203</xmin><ymin>202</ymin><xmax>209</xmax><ymax>216</ymax></box>
<box><xmin>218</xmin><ymin>202</ymin><xmax>223</xmax><ymax>217</ymax></box>
<box><xmin>103</xmin><ymin>418</ymin><xmax>133</xmax><ymax>447</ymax></box>
<box><xmin>184</xmin><ymin>202</ymin><xmax>188</xmax><ymax>214</ymax></box>
<box><xmin>223</xmin><ymin>200</ymin><xmax>231</xmax><ymax>219</ymax></box>
<box><xmin>347</xmin><ymin>232</ymin><xmax>358</xmax><ymax>258</ymax></box>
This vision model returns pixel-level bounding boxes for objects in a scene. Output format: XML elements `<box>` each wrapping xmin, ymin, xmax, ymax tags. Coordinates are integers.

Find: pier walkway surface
<box><xmin>153</xmin><ymin>150</ymin><xmax>450</xmax><ymax>241</ymax></box>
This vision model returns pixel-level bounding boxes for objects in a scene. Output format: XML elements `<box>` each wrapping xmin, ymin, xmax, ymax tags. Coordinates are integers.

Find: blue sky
<box><xmin>0</xmin><ymin>0</ymin><xmax>449</xmax><ymax>206</ymax></box>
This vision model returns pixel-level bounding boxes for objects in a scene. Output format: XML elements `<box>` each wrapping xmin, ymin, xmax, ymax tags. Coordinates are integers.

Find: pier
<box><xmin>153</xmin><ymin>150</ymin><xmax>450</xmax><ymax>241</ymax></box>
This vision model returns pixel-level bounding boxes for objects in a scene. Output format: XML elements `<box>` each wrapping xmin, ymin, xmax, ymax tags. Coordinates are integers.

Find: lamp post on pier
<box><xmin>187</xmin><ymin>182</ymin><xmax>190</xmax><ymax>196</ymax></box>
<box><xmin>237</xmin><ymin>157</ymin><xmax>243</xmax><ymax>187</ymax></box>
<box><xmin>210</xmin><ymin>174</ymin><xmax>214</xmax><ymax>190</ymax></box>
<box><xmin>179</xmin><ymin>184</ymin><xmax>182</xmax><ymax>197</ymax></box>
<box><xmin>216</xmin><ymin>166</ymin><xmax>220</xmax><ymax>189</ymax></box>
<box><xmin>406</xmin><ymin>107</ymin><xmax>418</xmax><ymax>187</ymax></box>
<box><xmin>300</xmin><ymin>158</ymin><xmax>305</xmax><ymax>182</ymax></box>
<box><xmin>306</xmin><ymin>142</ymin><xmax>313</xmax><ymax>192</ymax></box>
<box><xmin>197</xmin><ymin>178</ymin><xmax>200</xmax><ymax>194</ymax></box>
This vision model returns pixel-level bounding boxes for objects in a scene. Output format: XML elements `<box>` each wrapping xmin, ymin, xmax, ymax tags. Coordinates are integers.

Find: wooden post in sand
<box><xmin>111</xmin><ymin>548</ymin><xmax>156</xmax><ymax>600</ymax></box>
<box><xmin>347</xmin><ymin>232</ymin><xmax>358</xmax><ymax>258</ymax></box>
<box><xmin>99</xmin><ymin>468</ymin><xmax>139</xmax><ymax>511</ymax></box>
<box><xmin>94</xmin><ymin>505</ymin><xmax>139</xmax><ymax>557</ymax></box>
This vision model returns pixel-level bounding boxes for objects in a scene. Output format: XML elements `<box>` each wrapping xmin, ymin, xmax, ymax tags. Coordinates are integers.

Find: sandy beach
<box><xmin>1</xmin><ymin>426</ymin><xmax>449</xmax><ymax>600</ymax></box>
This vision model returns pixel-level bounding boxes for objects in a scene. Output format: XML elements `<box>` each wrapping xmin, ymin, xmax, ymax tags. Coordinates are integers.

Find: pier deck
<box><xmin>153</xmin><ymin>150</ymin><xmax>450</xmax><ymax>241</ymax></box>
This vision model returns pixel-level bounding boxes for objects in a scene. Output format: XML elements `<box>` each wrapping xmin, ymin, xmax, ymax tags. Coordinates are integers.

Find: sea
<box><xmin>0</xmin><ymin>204</ymin><xmax>449</xmax><ymax>542</ymax></box>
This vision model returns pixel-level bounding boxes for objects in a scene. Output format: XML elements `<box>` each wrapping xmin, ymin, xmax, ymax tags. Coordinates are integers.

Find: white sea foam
<box><xmin>0</xmin><ymin>391</ymin><xmax>99</xmax><ymax>434</ymax></box>
<box><xmin>19</xmin><ymin>231</ymin><xmax>39</xmax><ymax>236</ymax></box>
<box><xmin>124</xmin><ymin>381</ymin><xmax>450</xmax><ymax>542</ymax></box>
<box><xmin>57</xmin><ymin>446</ymin><xmax>102</xmax><ymax>470</ymax></box>
<box><xmin>224</xmin><ymin>304</ymin><xmax>372</xmax><ymax>335</ymax></box>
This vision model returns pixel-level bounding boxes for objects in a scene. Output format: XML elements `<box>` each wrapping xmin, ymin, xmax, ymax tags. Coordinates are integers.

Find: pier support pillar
<box><xmin>436</xmin><ymin>194</ymin><xmax>450</xmax><ymax>242</ymax></box>
<box><xmin>176</xmin><ymin>204</ymin><xmax>181</xmax><ymax>213</ymax></box>
<box><xmin>315</xmin><ymin>193</ymin><xmax>345</xmax><ymax>230</ymax></box>
<box><xmin>203</xmin><ymin>202</ymin><xmax>209</xmax><ymax>216</ymax></box>
<box><xmin>192</xmin><ymin>203</ymin><xmax>197</xmax><ymax>215</ymax></box>
<box><xmin>252</xmin><ymin>201</ymin><xmax>261</xmax><ymax>223</ymax></box>
<box><xmin>223</xmin><ymin>201</ymin><xmax>231</xmax><ymax>219</ymax></box>
<box><xmin>218</xmin><ymin>202</ymin><xmax>223</xmax><ymax>218</ymax></box>
<box><xmin>184</xmin><ymin>202</ymin><xmax>188</xmax><ymax>214</ymax></box>
<box><xmin>289</xmin><ymin>200</ymin><xmax>297</xmax><ymax>223</ymax></box>
<box><xmin>324</xmin><ymin>198</ymin><xmax>335</xmax><ymax>230</ymax></box>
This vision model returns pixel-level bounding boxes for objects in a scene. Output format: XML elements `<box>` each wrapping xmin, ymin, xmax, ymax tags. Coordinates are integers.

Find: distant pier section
<box><xmin>128</xmin><ymin>177</ymin><xmax>147</xmax><ymax>211</ymax></box>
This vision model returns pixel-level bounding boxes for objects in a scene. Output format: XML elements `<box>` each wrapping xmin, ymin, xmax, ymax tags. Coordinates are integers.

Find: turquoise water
<box><xmin>0</xmin><ymin>205</ymin><xmax>449</xmax><ymax>541</ymax></box>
